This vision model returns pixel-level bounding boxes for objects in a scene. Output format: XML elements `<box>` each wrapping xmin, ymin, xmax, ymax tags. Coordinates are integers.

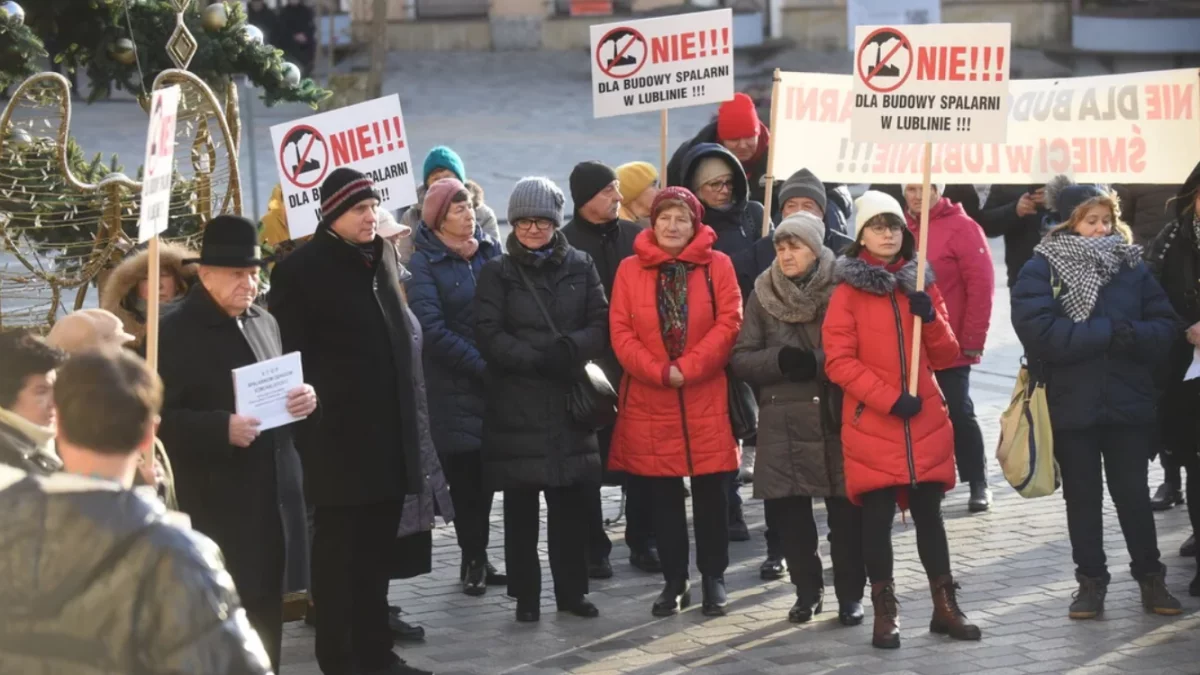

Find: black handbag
<box><xmin>705</xmin><ymin>266</ymin><xmax>758</xmax><ymax>441</ymax></box>
<box><xmin>514</xmin><ymin>263</ymin><xmax>618</xmax><ymax>430</ymax></box>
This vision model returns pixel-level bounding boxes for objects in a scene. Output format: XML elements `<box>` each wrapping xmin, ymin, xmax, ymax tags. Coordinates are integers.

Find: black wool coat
<box><xmin>269</xmin><ymin>226</ymin><xmax>423</xmax><ymax>507</ymax></box>
<box><xmin>474</xmin><ymin>231</ymin><xmax>608</xmax><ymax>491</ymax></box>
<box><xmin>157</xmin><ymin>283</ymin><xmax>309</xmax><ymax>600</ymax></box>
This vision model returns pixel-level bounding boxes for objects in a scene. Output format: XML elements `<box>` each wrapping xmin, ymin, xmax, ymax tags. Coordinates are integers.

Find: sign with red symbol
<box><xmin>851</xmin><ymin>23</ymin><xmax>1011</xmax><ymax>143</ymax></box>
<box><xmin>138</xmin><ymin>85</ymin><xmax>180</xmax><ymax>243</ymax></box>
<box><xmin>270</xmin><ymin>95</ymin><xmax>417</xmax><ymax>239</ymax></box>
<box><xmin>590</xmin><ymin>9</ymin><xmax>734</xmax><ymax>118</ymax></box>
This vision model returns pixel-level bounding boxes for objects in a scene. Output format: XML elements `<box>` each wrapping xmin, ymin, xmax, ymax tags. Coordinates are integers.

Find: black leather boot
<box><xmin>652</xmin><ymin>579</ymin><xmax>691</xmax><ymax>617</ymax></box>
<box><xmin>701</xmin><ymin>575</ymin><xmax>728</xmax><ymax>616</ymax></box>
<box><xmin>462</xmin><ymin>560</ymin><xmax>486</xmax><ymax>597</ymax></box>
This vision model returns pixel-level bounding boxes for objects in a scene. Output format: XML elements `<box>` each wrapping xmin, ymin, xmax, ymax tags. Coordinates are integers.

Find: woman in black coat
<box><xmin>474</xmin><ymin>177</ymin><xmax>609</xmax><ymax>623</ymax></box>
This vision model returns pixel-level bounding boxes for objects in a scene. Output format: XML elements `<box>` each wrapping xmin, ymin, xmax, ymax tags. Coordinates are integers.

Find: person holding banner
<box><xmin>397</xmin><ymin>146</ymin><xmax>500</xmax><ymax>265</ymax></box>
<box><xmin>608</xmin><ymin>187</ymin><xmax>743</xmax><ymax>618</ymax></box>
<box><xmin>1012</xmin><ymin>176</ymin><xmax>1183</xmax><ymax>619</ymax></box>
<box><xmin>474</xmin><ymin>177</ymin><xmax>609</xmax><ymax>623</ymax></box>
<box><xmin>731</xmin><ymin>212</ymin><xmax>866</xmax><ymax>626</ymax></box>
<box><xmin>823</xmin><ymin>190</ymin><xmax>981</xmax><ymax>649</ymax></box>
<box><xmin>902</xmin><ymin>183</ymin><xmax>996</xmax><ymax>513</ymax></box>
<box><xmin>667</xmin><ymin>93</ymin><xmax>775</xmax><ymax>208</ymax></box>
<box><xmin>978</xmin><ymin>184</ymin><xmax>1049</xmax><ymax>289</ymax></box>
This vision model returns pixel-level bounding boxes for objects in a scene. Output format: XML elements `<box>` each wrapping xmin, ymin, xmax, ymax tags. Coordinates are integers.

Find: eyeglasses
<box><xmin>702</xmin><ymin>178</ymin><xmax>734</xmax><ymax>193</ymax></box>
<box><xmin>514</xmin><ymin>218</ymin><xmax>554</xmax><ymax>232</ymax></box>
<box><xmin>866</xmin><ymin>222</ymin><xmax>905</xmax><ymax>234</ymax></box>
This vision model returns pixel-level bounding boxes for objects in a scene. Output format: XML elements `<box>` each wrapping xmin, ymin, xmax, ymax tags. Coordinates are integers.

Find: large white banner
<box><xmin>270</xmin><ymin>95</ymin><xmax>417</xmax><ymax>239</ymax></box>
<box><xmin>851</xmin><ymin>23</ymin><xmax>1011</xmax><ymax>144</ymax></box>
<box><xmin>590</xmin><ymin>9</ymin><xmax>734</xmax><ymax>119</ymax></box>
<box><xmin>772</xmin><ymin>69</ymin><xmax>1200</xmax><ymax>184</ymax></box>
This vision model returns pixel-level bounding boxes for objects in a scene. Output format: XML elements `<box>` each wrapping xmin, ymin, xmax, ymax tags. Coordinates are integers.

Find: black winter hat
<box><xmin>185</xmin><ymin>215</ymin><xmax>267</xmax><ymax>267</ymax></box>
<box><xmin>569</xmin><ymin>161</ymin><xmax>618</xmax><ymax>212</ymax></box>
<box><xmin>319</xmin><ymin>167</ymin><xmax>381</xmax><ymax>230</ymax></box>
<box><xmin>778</xmin><ymin>168</ymin><xmax>827</xmax><ymax>216</ymax></box>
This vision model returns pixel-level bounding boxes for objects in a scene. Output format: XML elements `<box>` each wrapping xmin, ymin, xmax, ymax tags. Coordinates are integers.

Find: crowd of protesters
<box><xmin>0</xmin><ymin>90</ymin><xmax>1197</xmax><ymax>674</ymax></box>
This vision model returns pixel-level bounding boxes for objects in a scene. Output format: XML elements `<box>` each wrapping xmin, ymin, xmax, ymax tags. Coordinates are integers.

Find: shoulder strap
<box><xmin>1049</xmin><ymin>268</ymin><xmax>1062</xmax><ymax>299</ymax></box>
<box><xmin>514</xmin><ymin>263</ymin><xmax>563</xmax><ymax>338</ymax></box>
<box><xmin>704</xmin><ymin>265</ymin><xmax>716</xmax><ymax>319</ymax></box>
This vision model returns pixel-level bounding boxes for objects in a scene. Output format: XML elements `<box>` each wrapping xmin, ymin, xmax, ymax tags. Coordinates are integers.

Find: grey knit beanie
<box><xmin>774</xmin><ymin>211</ymin><xmax>825</xmax><ymax>255</ymax></box>
<box><xmin>778</xmin><ymin>168</ymin><xmax>827</xmax><ymax>216</ymax></box>
<box><xmin>508</xmin><ymin>177</ymin><xmax>565</xmax><ymax>228</ymax></box>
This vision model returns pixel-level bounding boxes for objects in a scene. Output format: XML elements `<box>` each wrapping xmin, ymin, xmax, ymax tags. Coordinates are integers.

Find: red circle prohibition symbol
<box><xmin>857</xmin><ymin>27</ymin><xmax>913</xmax><ymax>94</ymax></box>
<box><xmin>279</xmin><ymin>124</ymin><xmax>329</xmax><ymax>189</ymax></box>
<box><xmin>595</xmin><ymin>26</ymin><xmax>647</xmax><ymax>80</ymax></box>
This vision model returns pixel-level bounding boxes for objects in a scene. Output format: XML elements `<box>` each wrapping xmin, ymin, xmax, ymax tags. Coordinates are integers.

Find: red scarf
<box><xmin>860</xmin><ymin>251</ymin><xmax>907</xmax><ymax>274</ymax></box>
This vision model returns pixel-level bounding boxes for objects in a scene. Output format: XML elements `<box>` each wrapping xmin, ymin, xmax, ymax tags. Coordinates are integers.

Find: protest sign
<box><xmin>138</xmin><ymin>85</ymin><xmax>181</xmax><ymax>243</ymax></box>
<box><xmin>851</xmin><ymin>23</ymin><xmax>1011</xmax><ymax>144</ymax></box>
<box><xmin>772</xmin><ymin>69</ymin><xmax>1200</xmax><ymax>184</ymax></box>
<box><xmin>270</xmin><ymin>94</ymin><xmax>417</xmax><ymax>238</ymax></box>
<box><xmin>590</xmin><ymin>9</ymin><xmax>734</xmax><ymax>119</ymax></box>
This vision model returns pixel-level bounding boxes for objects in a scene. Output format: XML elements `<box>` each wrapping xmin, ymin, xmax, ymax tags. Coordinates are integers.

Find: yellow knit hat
<box><xmin>616</xmin><ymin>161</ymin><xmax>658</xmax><ymax>204</ymax></box>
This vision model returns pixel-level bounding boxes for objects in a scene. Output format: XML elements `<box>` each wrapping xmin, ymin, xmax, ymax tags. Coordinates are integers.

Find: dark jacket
<box><xmin>269</xmin><ymin>226</ymin><xmax>423</xmax><ymax>506</ymax></box>
<box><xmin>561</xmin><ymin>213</ymin><xmax>641</xmax><ymax>386</ymax></box>
<box><xmin>823</xmin><ymin>184</ymin><xmax>854</xmax><ymax>237</ymax></box>
<box><xmin>396</xmin><ymin>180</ymin><xmax>500</xmax><ymax>265</ymax></box>
<box><xmin>679</xmin><ymin>142</ymin><xmax>772</xmax><ymax>299</ymax></box>
<box><xmin>405</xmin><ymin>224</ymin><xmax>500</xmax><ymax>456</ymax></box>
<box><xmin>1144</xmin><ymin>161</ymin><xmax>1200</xmax><ymax>461</ymax></box>
<box><xmin>0</xmin><ymin>411</ymin><xmax>60</xmax><ymax>476</ymax></box>
<box><xmin>0</xmin><ymin>466</ymin><xmax>271</xmax><ymax>674</ymax></box>
<box><xmin>158</xmin><ymin>283</ymin><xmax>309</xmax><ymax>598</ymax></box>
<box><xmin>667</xmin><ymin>119</ymin><xmax>774</xmax><ymax>206</ymax></box>
<box><xmin>1115</xmin><ymin>184</ymin><xmax>1179</xmax><ymax>245</ymax></box>
<box><xmin>474</xmin><ymin>232</ymin><xmax>608</xmax><ymax>490</ymax></box>
<box><xmin>978</xmin><ymin>184</ymin><xmax>1048</xmax><ymax>288</ymax></box>
<box><xmin>1011</xmin><ymin>251</ymin><xmax>1179</xmax><ymax>432</ymax></box>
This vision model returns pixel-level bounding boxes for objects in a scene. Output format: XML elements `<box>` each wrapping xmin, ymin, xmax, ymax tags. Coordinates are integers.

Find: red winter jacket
<box><xmin>822</xmin><ymin>255</ymin><xmax>961</xmax><ymax>505</ymax></box>
<box><xmin>906</xmin><ymin>197</ymin><xmax>994</xmax><ymax>368</ymax></box>
<box><xmin>608</xmin><ymin>226</ymin><xmax>742</xmax><ymax>478</ymax></box>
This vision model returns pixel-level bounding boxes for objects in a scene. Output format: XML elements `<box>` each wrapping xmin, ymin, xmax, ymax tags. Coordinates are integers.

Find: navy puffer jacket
<box><xmin>406</xmin><ymin>223</ymin><xmax>501</xmax><ymax>456</ymax></box>
<box><xmin>1011</xmin><ymin>253</ymin><xmax>1179</xmax><ymax>431</ymax></box>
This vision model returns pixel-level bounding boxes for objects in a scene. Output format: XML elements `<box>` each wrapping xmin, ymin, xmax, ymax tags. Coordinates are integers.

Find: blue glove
<box><xmin>907</xmin><ymin>291</ymin><xmax>935</xmax><ymax>324</ymax></box>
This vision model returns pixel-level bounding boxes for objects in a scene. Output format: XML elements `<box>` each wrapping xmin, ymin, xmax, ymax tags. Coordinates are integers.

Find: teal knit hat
<box><xmin>422</xmin><ymin>146</ymin><xmax>466</xmax><ymax>184</ymax></box>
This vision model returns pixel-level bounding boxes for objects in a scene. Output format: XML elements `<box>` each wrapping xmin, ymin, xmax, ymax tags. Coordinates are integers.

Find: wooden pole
<box><xmin>145</xmin><ymin>236</ymin><xmax>162</xmax><ymax>371</ymax></box>
<box><xmin>659</xmin><ymin>109</ymin><xmax>668</xmax><ymax>180</ymax></box>
<box><xmin>907</xmin><ymin>141</ymin><xmax>934</xmax><ymax>395</ymax></box>
<box><xmin>366</xmin><ymin>0</ymin><xmax>388</xmax><ymax>99</ymax></box>
<box><xmin>760</xmin><ymin>68</ymin><xmax>783</xmax><ymax>238</ymax></box>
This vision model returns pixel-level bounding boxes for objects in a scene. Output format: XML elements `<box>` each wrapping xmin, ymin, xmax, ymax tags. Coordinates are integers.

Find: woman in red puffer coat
<box><xmin>608</xmin><ymin>187</ymin><xmax>742</xmax><ymax>619</ymax></box>
<box><xmin>823</xmin><ymin>190</ymin><xmax>980</xmax><ymax>651</ymax></box>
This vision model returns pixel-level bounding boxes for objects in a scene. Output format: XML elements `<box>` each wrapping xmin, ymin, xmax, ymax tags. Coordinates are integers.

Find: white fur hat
<box><xmin>853</xmin><ymin>190</ymin><xmax>906</xmax><ymax>239</ymax></box>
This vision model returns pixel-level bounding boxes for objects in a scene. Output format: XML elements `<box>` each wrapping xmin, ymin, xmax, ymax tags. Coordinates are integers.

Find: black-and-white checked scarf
<box><xmin>1034</xmin><ymin>233</ymin><xmax>1142</xmax><ymax>322</ymax></box>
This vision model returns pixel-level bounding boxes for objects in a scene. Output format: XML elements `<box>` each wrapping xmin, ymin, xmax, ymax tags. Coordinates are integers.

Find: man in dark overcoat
<box><xmin>269</xmin><ymin>167</ymin><xmax>428</xmax><ymax>675</ymax></box>
<box><xmin>157</xmin><ymin>215</ymin><xmax>317</xmax><ymax>672</ymax></box>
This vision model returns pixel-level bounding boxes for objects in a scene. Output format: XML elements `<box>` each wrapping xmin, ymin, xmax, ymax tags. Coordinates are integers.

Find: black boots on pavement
<box><xmin>1150</xmin><ymin>481</ymin><xmax>1184</xmax><ymax>511</ymax></box>
<box><xmin>788</xmin><ymin>586</ymin><xmax>823</xmax><ymax>624</ymax></box>
<box><xmin>1069</xmin><ymin>575</ymin><xmax>1108</xmax><ymax>619</ymax></box>
<box><xmin>968</xmin><ymin>481</ymin><xmax>992</xmax><ymax>512</ymax></box>
<box><xmin>701</xmin><ymin>575</ymin><xmax>727</xmax><ymax>616</ymax></box>
<box><xmin>759</xmin><ymin>554</ymin><xmax>786</xmax><ymax>581</ymax></box>
<box><xmin>652</xmin><ymin>579</ymin><xmax>692</xmax><ymax>617</ymax></box>
<box><xmin>1138</xmin><ymin>566</ymin><xmax>1183</xmax><ymax>616</ymax></box>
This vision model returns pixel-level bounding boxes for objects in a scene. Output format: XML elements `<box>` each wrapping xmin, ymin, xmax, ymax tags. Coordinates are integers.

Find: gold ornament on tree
<box><xmin>111</xmin><ymin>38</ymin><xmax>137</xmax><ymax>65</ymax></box>
<box><xmin>201</xmin><ymin>2</ymin><xmax>227</xmax><ymax>32</ymax></box>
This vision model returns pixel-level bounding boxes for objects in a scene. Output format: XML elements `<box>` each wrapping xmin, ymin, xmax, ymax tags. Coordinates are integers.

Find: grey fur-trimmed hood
<box><xmin>834</xmin><ymin>255</ymin><xmax>935</xmax><ymax>296</ymax></box>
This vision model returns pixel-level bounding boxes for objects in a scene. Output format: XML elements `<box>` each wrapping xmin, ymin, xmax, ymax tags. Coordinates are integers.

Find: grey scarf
<box><xmin>1033</xmin><ymin>233</ymin><xmax>1142</xmax><ymax>322</ymax></box>
<box><xmin>754</xmin><ymin>248</ymin><xmax>836</xmax><ymax>324</ymax></box>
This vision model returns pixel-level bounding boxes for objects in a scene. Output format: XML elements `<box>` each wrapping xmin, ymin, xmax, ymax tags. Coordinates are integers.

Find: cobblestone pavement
<box><xmin>57</xmin><ymin>52</ymin><xmax>1200</xmax><ymax>674</ymax></box>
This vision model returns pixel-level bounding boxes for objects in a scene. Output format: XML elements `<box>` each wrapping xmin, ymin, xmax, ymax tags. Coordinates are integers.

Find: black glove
<box><xmin>777</xmin><ymin>346</ymin><xmax>818</xmax><ymax>381</ymax></box>
<box><xmin>889</xmin><ymin>392</ymin><xmax>923</xmax><ymax>420</ymax></box>
<box><xmin>1109</xmin><ymin>320</ymin><xmax>1136</xmax><ymax>355</ymax></box>
<box><xmin>907</xmin><ymin>291</ymin><xmax>936</xmax><ymax>324</ymax></box>
<box><xmin>536</xmin><ymin>337</ymin><xmax>576</xmax><ymax>379</ymax></box>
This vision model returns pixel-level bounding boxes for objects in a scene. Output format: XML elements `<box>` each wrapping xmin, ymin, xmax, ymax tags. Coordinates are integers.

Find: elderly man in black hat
<box><xmin>270</xmin><ymin>168</ymin><xmax>430</xmax><ymax>675</ymax></box>
<box><xmin>157</xmin><ymin>214</ymin><xmax>317</xmax><ymax>672</ymax></box>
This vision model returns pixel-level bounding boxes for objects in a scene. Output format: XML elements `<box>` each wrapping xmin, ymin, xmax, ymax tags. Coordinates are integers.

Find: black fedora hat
<box><xmin>184</xmin><ymin>215</ymin><xmax>269</xmax><ymax>267</ymax></box>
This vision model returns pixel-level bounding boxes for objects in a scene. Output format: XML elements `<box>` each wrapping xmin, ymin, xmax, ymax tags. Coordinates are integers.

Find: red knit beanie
<box><xmin>651</xmin><ymin>186</ymin><xmax>705</xmax><ymax>227</ymax></box>
<box><xmin>717</xmin><ymin>93</ymin><xmax>760</xmax><ymax>141</ymax></box>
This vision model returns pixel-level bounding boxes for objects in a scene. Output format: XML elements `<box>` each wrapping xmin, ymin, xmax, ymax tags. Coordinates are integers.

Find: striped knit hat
<box><xmin>319</xmin><ymin>167</ymin><xmax>381</xmax><ymax>230</ymax></box>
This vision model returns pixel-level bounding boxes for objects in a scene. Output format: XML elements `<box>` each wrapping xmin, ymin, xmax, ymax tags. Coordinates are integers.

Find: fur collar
<box><xmin>99</xmin><ymin>241</ymin><xmax>198</xmax><ymax>345</ymax></box>
<box><xmin>834</xmin><ymin>255</ymin><xmax>934</xmax><ymax>296</ymax></box>
<box><xmin>754</xmin><ymin>248</ymin><xmax>836</xmax><ymax>323</ymax></box>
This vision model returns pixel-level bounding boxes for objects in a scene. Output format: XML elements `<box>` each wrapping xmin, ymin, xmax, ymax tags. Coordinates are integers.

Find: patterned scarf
<box><xmin>1034</xmin><ymin>233</ymin><xmax>1142</xmax><ymax>322</ymax></box>
<box><xmin>657</xmin><ymin>262</ymin><xmax>692</xmax><ymax>360</ymax></box>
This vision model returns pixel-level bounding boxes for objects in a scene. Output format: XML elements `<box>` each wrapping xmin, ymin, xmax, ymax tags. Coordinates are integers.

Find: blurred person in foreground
<box><xmin>0</xmin><ymin>349</ymin><xmax>273</xmax><ymax>674</ymax></box>
<box><xmin>0</xmin><ymin>329</ymin><xmax>66</xmax><ymax>475</ymax></box>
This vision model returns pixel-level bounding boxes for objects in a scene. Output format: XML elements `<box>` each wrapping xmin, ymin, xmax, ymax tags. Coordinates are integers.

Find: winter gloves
<box><xmin>1109</xmin><ymin>320</ymin><xmax>1136</xmax><ymax>356</ymax></box>
<box><xmin>907</xmin><ymin>291</ymin><xmax>936</xmax><ymax>323</ymax></box>
<box><xmin>889</xmin><ymin>392</ymin><xmax>923</xmax><ymax>420</ymax></box>
<box><xmin>777</xmin><ymin>346</ymin><xmax>818</xmax><ymax>382</ymax></box>
<box><xmin>537</xmin><ymin>337</ymin><xmax>577</xmax><ymax>379</ymax></box>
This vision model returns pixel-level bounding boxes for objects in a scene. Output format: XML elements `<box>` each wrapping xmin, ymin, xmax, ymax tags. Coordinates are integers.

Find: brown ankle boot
<box><xmin>929</xmin><ymin>574</ymin><xmax>981</xmax><ymax>640</ymax></box>
<box><xmin>870</xmin><ymin>581</ymin><xmax>900</xmax><ymax>649</ymax></box>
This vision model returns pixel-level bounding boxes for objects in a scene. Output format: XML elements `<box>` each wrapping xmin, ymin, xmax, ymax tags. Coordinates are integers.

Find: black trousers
<box><xmin>504</xmin><ymin>485</ymin><xmax>590</xmax><ymax>602</ymax></box>
<box><xmin>1188</xmin><ymin>455</ymin><xmax>1200</xmax><ymax>565</ymax></box>
<box><xmin>311</xmin><ymin>501</ymin><xmax>404</xmax><ymax>675</ymax></box>
<box><xmin>624</xmin><ymin>477</ymin><xmax>656</xmax><ymax>552</ymax></box>
<box><xmin>243</xmin><ymin>595</ymin><xmax>283</xmax><ymax>672</ymax></box>
<box><xmin>441</xmin><ymin>450</ymin><xmax>493</xmax><ymax>564</ymax></box>
<box><xmin>1057</xmin><ymin>425</ymin><xmax>1161</xmax><ymax>582</ymax></box>
<box><xmin>764</xmin><ymin>496</ymin><xmax>866</xmax><ymax>603</ymax></box>
<box><xmin>861</xmin><ymin>483</ymin><xmax>952</xmax><ymax>583</ymax></box>
<box><xmin>1161</xmin><ymin>452</ymin><xmax>1183</xmax><ymax>490</ymax></box>
<box><xmin>935</xmin><ymin>366</ymin><xmax>987</xmax><ymax>484</ymax></box>
<box><xmin>633</xmin><ymin>473</ymin><xmax>729</xmax><ymax>581</ymax></box>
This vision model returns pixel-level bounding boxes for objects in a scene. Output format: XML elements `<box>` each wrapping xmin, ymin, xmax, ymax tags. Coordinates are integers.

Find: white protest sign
<box><xmin>851</xmin><ymin>23</ymin><xmax>1011</xmax><ymax>144</ymax></box>
<box><xmin>772</xmin><ymin>69</ymin><xmax>1199</xmax><ymax>184</ymax></box>
<box><xmin>270</xmin><ymin>94</ymin><xmax>417</xmax><ymax>239</ymax></box>
<box><xmin>590</xmin><ymin>9</ymin><xmax>734</xmax><ymax>119</ymax></box>
<box><xmin>138</xmin><ymin>85</ymin><xmax>181</xmax><ymax>243</ymax></box>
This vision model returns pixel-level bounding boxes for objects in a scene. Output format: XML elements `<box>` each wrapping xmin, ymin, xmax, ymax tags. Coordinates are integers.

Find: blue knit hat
<box><xmin>1044</xmin><ymin>174</ymin><xmax>1109</xmax><ymax>228</ymax></box>
<box><xmin>508</xmin><ymin>177</ymin><xmax>565</xmax><ymax>229</ymax></box>
<box><xmin>422</xmin><ymin>146</ymin><xmax>466</xmax><ymax>184</ymax></box>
